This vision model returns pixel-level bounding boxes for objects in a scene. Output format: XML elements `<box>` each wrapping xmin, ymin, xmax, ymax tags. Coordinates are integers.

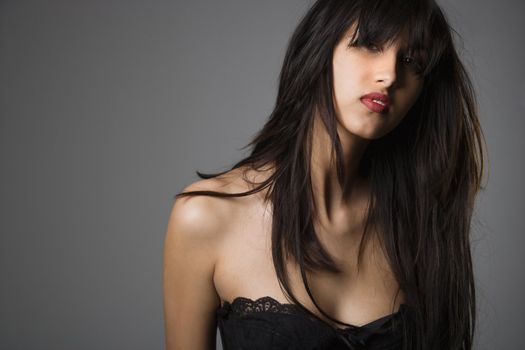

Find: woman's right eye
<box><xmin>365</xmin><ymin>42</ymin><xmax>381</xmax><ymax>52</ymax></box>
<box><xmin>347</xmin><ymin>40</ymin><xmax>381</xmax><ymax>53</ymax></box>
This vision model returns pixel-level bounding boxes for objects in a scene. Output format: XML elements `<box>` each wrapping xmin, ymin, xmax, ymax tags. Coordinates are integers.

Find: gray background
<box><xmin>0</xmin><ymin>0</ymin><xmax>523</xmax><ymax>349</ymax></box>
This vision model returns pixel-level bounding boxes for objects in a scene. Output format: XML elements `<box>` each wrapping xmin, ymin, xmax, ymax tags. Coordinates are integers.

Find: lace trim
<box><xmin>226</xmin><ymin>296</ymin><xmax>303</xmax><ymax>316</ymax></box>
<box><xmin>218</xmin><ymin>295</ymin><xmax>407</xmax><ymax>332</ymax></box>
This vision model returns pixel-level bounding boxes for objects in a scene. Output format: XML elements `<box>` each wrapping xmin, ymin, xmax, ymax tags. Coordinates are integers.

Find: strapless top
<box><xmin>216</xmin><ymin>296</ymin><xmax>407</xmax><ymax>350</ymax></box>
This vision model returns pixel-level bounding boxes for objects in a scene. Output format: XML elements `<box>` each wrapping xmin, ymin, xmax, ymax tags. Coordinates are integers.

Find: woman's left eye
<box><xmin>402</xmin><ymin>56</ymin><xmax>422</xmax><ymax>73</ymax></box>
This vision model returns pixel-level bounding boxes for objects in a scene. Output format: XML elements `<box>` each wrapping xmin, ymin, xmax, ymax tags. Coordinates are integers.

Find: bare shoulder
<box><xmin>168</xmin><ymin>165</ymin><xmax>265</xmax><ymax>247</ymax></box>
<box><xmin>163</xmin><ymin>167</ymin><xmax>265</xmax><ymax>349</ymax></box>
<box><xmin>164</xmin><ymin>173</ymin><xmax>245</xmax><ymax>284</ymax></box>
<box><xmin>162</xmin><ymin>176</ymin><xmax>236</xmax><ymax>350</ymax></box>
<box><xmin>174</xmin><ymin>167</ymin><xmax>255</xmax><ymax>218</ymax></box>
<box><xmin>171</xmin><ymin>178</ymin><xmax>235</xmax><ymax>238</ymax></box>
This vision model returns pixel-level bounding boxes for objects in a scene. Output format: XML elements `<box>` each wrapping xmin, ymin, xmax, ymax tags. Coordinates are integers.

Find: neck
<box><xmin>310</xmin><ymin>112</ymin><xmax>371</xmax><ymax>228</ymax></box>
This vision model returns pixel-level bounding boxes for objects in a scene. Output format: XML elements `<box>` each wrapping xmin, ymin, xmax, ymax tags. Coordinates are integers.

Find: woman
<box><xmin>163</xmin><ymin>0</ymin><xmax>486</xmax><ymax>349</ymax></box>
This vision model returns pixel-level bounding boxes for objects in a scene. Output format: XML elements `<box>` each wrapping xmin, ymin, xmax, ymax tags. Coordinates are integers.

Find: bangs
<box><xmin>346</xmin><ymin>0</ymin><xmax>449</xmax><ymax>77</ymax></box>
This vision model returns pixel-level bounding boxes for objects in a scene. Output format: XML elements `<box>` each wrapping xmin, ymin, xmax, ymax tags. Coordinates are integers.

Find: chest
<box><xmin>212</xmin><ymin>201</ymin><xmax>404</xmax><ymax>328</ymax></box>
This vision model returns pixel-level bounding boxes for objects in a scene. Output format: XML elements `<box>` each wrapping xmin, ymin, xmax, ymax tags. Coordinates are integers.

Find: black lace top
<box><xmin>216</xmin><ymin>296</ymin><xmax>407</xmax><ymax>350</ymax></box>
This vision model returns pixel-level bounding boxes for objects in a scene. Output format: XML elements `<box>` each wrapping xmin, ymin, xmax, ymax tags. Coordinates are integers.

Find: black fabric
<box><xmin>216</xmin><ymin>296</ymin><xmax>407</xmax><ymax>350</ymax></box>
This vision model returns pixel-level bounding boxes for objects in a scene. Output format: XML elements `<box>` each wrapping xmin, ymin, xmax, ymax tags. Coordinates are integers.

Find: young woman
<box><xmin>163</xmin><ymin>0</ymin><xmax>486</xmax><ymax>349</ymax></box>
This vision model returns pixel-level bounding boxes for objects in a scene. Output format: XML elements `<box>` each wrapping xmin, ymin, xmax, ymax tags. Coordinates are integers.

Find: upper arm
<box><xmin>163</xmin><ymin>184</ymin><xmax>225</xmax><ymax>350</ymax></box>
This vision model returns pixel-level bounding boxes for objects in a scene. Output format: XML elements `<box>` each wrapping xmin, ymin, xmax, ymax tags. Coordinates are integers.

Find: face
<box><xmin>331</xmin><ymin>24</ymin><xmax>425</xmax><ymax>140</ymax></box>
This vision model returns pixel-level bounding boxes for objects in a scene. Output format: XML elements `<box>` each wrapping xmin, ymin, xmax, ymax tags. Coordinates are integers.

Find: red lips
<box><xmin>360</xmin><ymin>92</ymin><xmax>390</xmax><ymax>113</ymax></box>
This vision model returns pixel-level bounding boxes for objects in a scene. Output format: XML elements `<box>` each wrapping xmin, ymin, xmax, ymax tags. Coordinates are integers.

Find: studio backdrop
<box><xmin>1</xmin><ymin>0</ymin><xmax>524</xmax><ymax>349</ymax></box>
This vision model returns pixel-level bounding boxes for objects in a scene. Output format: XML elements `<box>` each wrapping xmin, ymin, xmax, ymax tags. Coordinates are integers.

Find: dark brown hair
<box><xmin>175</xmin><ymin>0</ymin><xmax>487</xmax><ymax>349</ymax></box>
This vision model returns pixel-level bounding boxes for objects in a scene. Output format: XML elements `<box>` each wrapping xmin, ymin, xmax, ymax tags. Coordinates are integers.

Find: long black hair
<box><xmin>175</xmin><ymin>0</ymin><xmax>486</xmax><ymax>349</ymax></box>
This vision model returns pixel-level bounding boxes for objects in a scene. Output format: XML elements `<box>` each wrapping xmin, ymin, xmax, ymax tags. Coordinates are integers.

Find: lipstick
<box><xmin>360</xmin><ymin>92</ymin><xmax>390</xmax><ymax>113</ymax></box>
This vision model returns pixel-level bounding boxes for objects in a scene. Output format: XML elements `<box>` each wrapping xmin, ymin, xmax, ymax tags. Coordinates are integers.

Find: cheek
<box><xmin>409</xmin><ymin>78</ymin><xmax>424</xmax><ymax>101</ymax></box>
<box><xmin>398</xmin><ymin>81</ymin><xmax>423</xmax><ymax>116</ymax></box>
<box><xmin>332</xmin><ymin>62</ymin><xmax>362</xmax><ymax>111</ymax></box>
<box><xmin>332</xmin><ymin>80</ymin><xmax>356</xmax><ymax>113</ymax></box>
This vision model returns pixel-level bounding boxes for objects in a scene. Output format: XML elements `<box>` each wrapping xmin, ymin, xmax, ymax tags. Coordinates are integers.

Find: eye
<box><xmin>402</xmin><ymin>56</ymin><xmax>423</xmax><ymax>74</ymax></box>
<box><xmin>347</xmin><ymin>40</ymin><xmax>381</xmax><ymax>53</ymax></box>
<box><xmin>365</xmin><ymin>42</ymin><xmax>381</xmax><ymax>53</ymax></box>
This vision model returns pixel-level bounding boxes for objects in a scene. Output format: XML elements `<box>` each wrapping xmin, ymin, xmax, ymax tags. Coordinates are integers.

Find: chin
<box><xmin>345</xmin><ymin>123</ymin><xmax>391</xmax><ymax>140</ymax></box>
<box><xmin>353</xmin><ymin>130</ymin><xmax>384</xmax><ymax>140</ymax></box>
<box><xmin>337</xmin><ymin>111</ymin><xmax>398</xmax><ymax>141</ymax></box>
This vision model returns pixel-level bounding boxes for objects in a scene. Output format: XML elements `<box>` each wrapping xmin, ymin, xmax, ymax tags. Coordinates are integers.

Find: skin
<box><xmin>163</xmin><ymin>24</ymin><xmax>426</xmax><ymax>350</ymax></box>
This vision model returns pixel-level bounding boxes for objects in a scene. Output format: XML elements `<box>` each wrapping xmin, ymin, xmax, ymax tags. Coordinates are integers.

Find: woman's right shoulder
<box><xmin>170</xmin><ymin>168</ymin><xmax>249</xmax><ymax>239</ymax></box>
<box><xmin>163</xmin><ymin>174</ymin><xmax>244</xmax><ymax>349</ymax></box>
<box><xmin>171</xmin><ymin>181</ymin><xmax>232</xmax><ymax>239</ymax></box>
<box><xmin>169</xmin><ymin>164</ymin><xmax>273</xmax><ymax>242</ymax></box>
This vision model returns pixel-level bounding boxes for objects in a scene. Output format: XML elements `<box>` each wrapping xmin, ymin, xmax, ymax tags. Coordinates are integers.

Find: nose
<box><xmin>374</xmin><ymin>49</ymin><xmax>398</xmax><ymax>88</ymax></box>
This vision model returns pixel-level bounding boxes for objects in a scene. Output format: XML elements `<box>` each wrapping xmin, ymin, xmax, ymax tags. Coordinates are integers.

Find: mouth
<box><xmin>360</xmin><ymin>92</ymin><xmax>390</xmax><ymax>114</ymax></box>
